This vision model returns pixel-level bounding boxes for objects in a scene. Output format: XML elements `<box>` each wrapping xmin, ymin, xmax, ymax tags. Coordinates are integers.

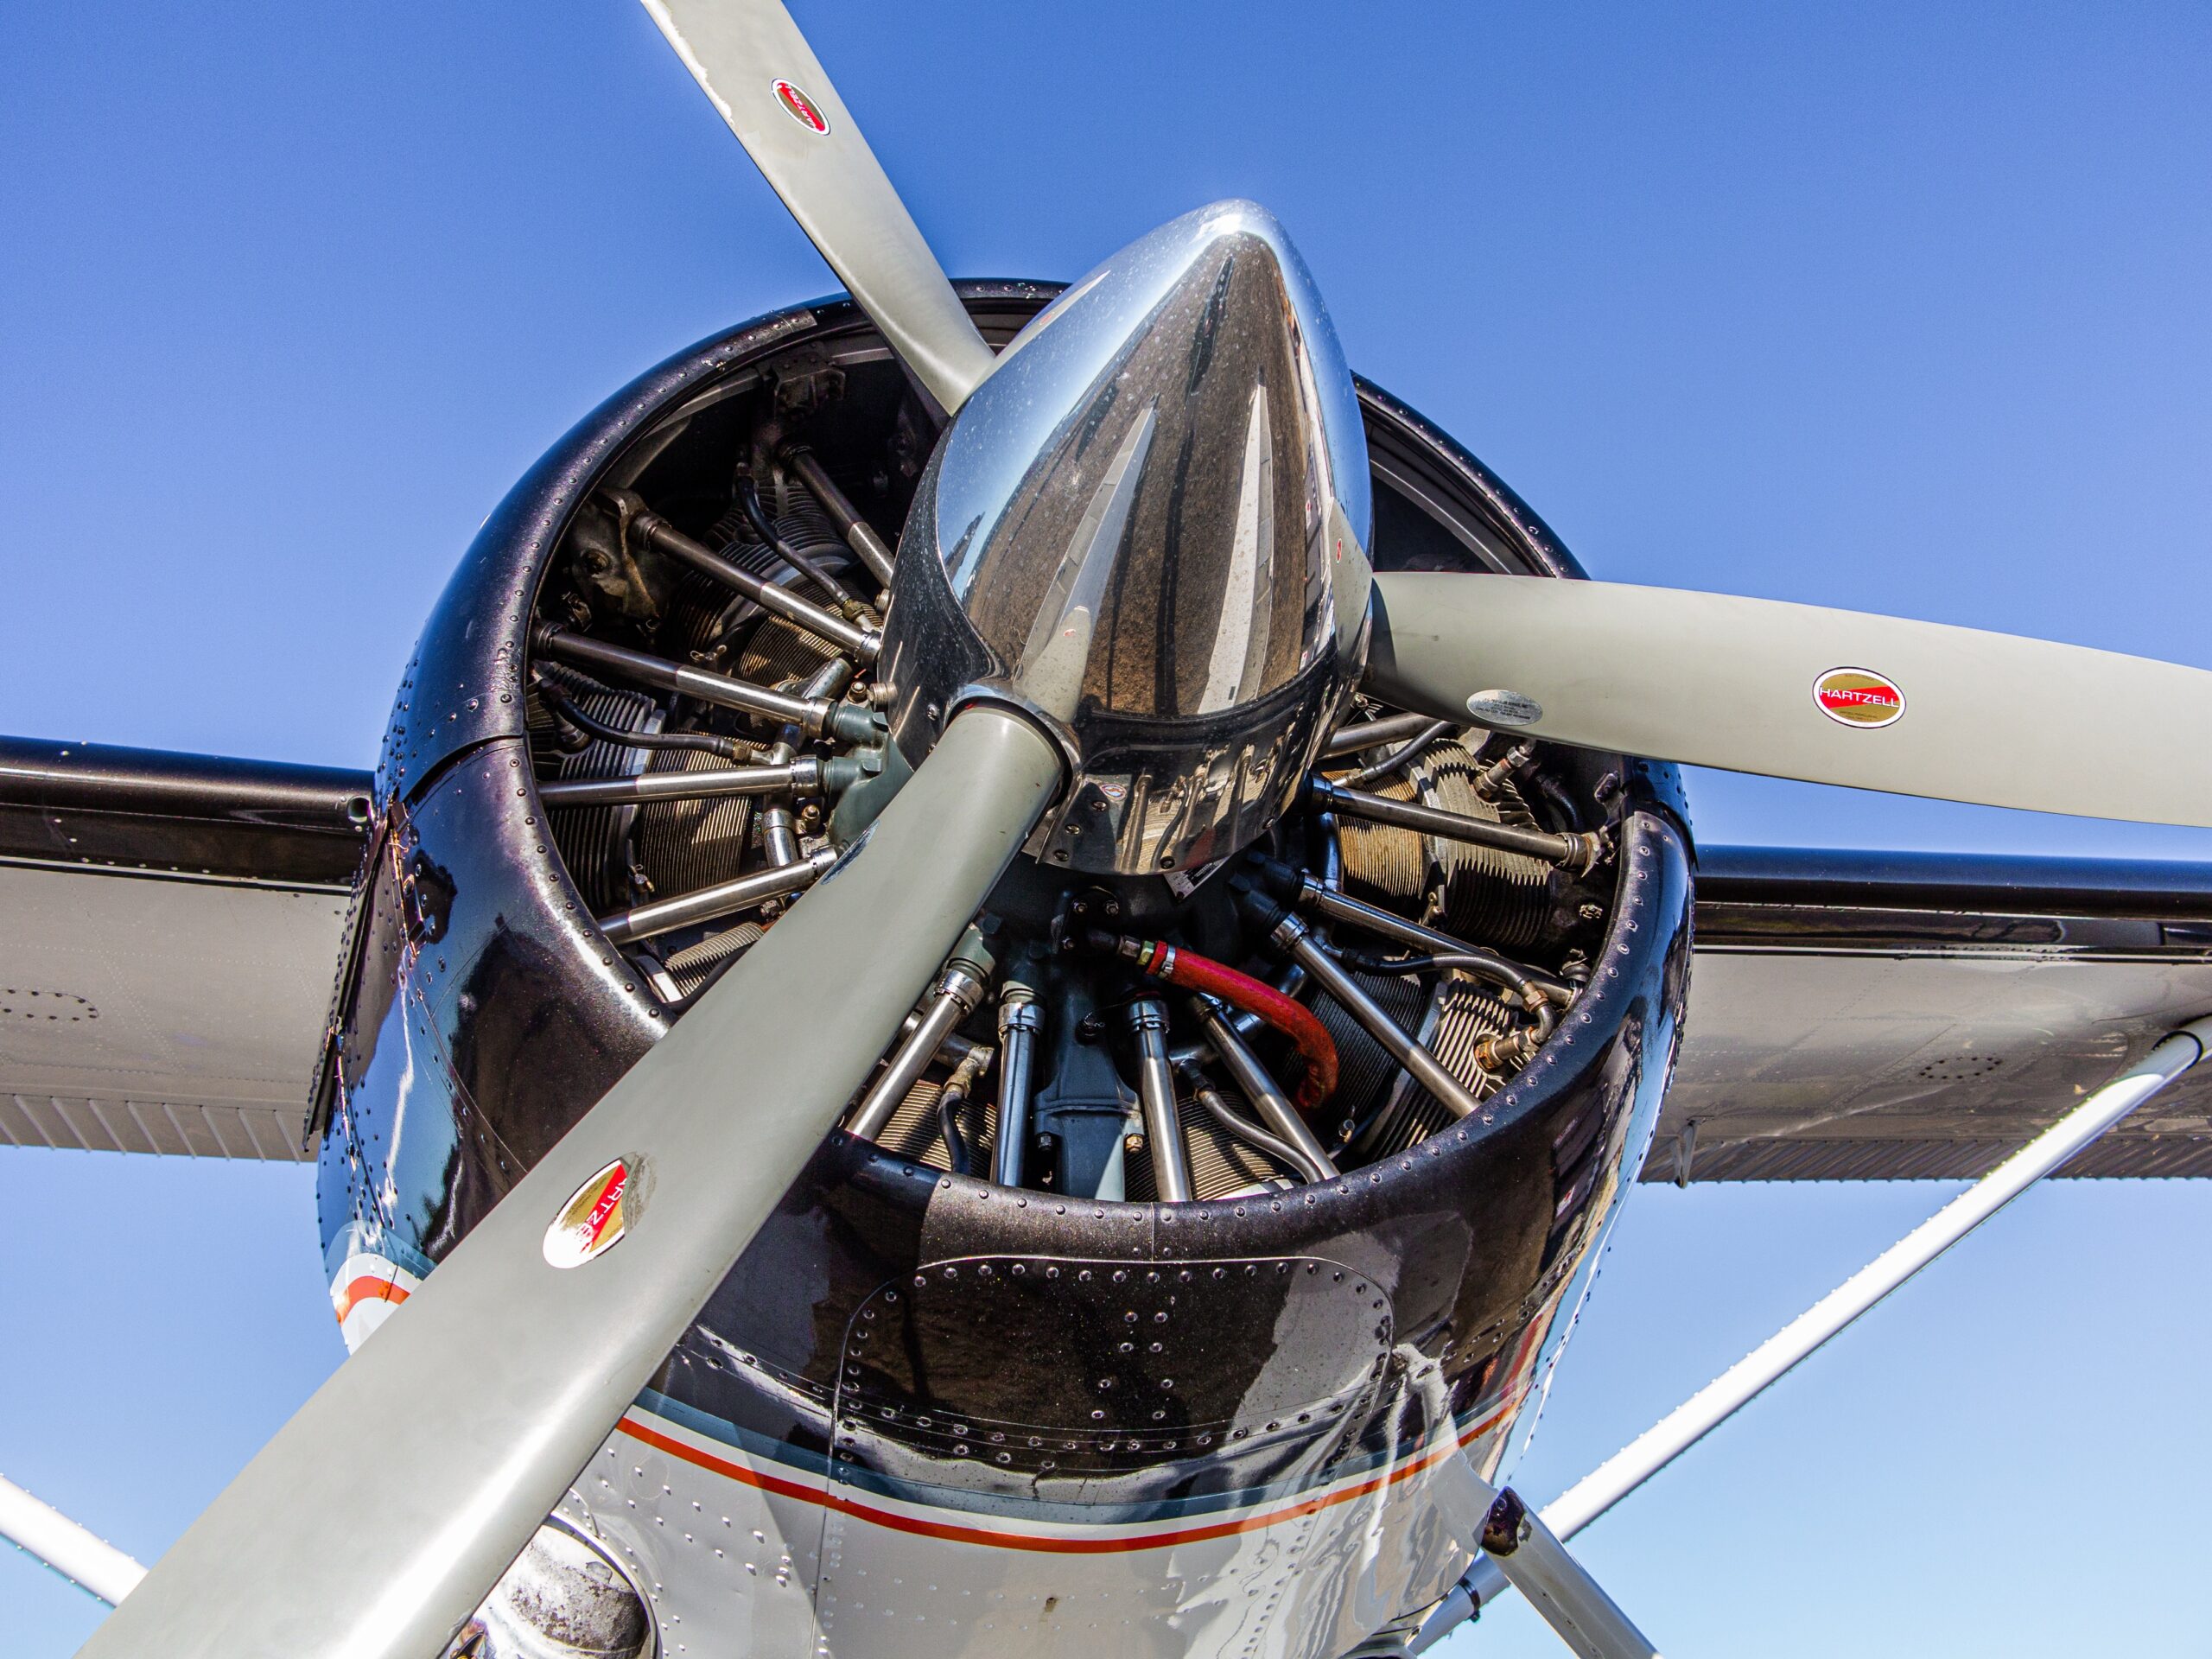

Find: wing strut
<box><xmin>0</xmin><ymin>1475</ymin><xmax>144</xmax><ymax>1608</ymax></box>
<box><xmin>1411</xmin><ymin>1016</ymin><xmax>2212</xmax><ymax>1653</ymax></box>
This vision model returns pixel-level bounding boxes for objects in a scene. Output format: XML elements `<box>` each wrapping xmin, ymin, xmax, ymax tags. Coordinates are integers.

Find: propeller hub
<box><xmin>876</xmin><ymin>200</ymin><xmax>1372</xmax><ymax>875</ymax></box>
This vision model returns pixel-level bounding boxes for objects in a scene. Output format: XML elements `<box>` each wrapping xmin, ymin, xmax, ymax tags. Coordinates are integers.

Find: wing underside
<box><xmin>1658</xmin><ymin>845</ymin><xmax>2212</xmax><ymax>1181</ymax></box>
<box><xmin>0</xmin><ymin>737</ymin><xmax>372</xmax><ymax>1160</ymax></box>
<box><xmin>10</xmin><ymin>739</ymin><xmax>2209</xmax><ymax>1180</ymax></box>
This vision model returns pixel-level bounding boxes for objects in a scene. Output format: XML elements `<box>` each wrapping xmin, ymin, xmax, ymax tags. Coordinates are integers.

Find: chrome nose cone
<box><xmin>878</xmin><ymin>200</ymin><xmax>1372</xmax><ymax>876</ymax></box>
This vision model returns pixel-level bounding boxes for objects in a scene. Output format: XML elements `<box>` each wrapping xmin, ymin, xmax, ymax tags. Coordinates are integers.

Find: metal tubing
<box><xmin>994</xmin><ymin>985</ymin><xmax>1040</xmax><ymax>1187</ymax></box>
<box><xmin>759</xmin><ymin>802</ymin><xmax>803</xmax><ymax>868</ymax></box>
<box><xmin>0</xmin><ymin>1473</ymin><xmax>145</xmax><ymax>1608</ymax></box>
<box><xmin>598</xmin><ymin>848</ymin><xmax>836</xmax><ymax>944</ymax></box>
<box><xmin>537</xmin><ymin>760</ymin><xmax>817</xmax><ymax>809</ymax></box>
<box><xmin>735</xmin><ymin>474</ymin><xmax>860</xmax><ymax>609</ymax></box>
<box><xmin>534</xmin><ymin>677</ymin><xmax>744</xmax><ymax>761</ymax></box>
<box><xmin>1195</xmin><ymin>1004</ymin><xmax>1338</xmax><ymax>1180</ymax></box>
<box><xmin>1476</xmin><ymin>738</ymin><xmax>1538</xmax><ymax>799</ymax></box>
<box><xmin>1167</xmin><ymin>960</ymin><xmax>1310</xmax><ymax>1066</ymax></box>
<box><xmin>537</xmin><ymin>627</ymin><xmax>820</xmax><ymax>730</ymax></box>
<box><xmin>1318</xmin><ymin>810</ymin><xmax>1344</xmax><ymax>893</ymax></box>
<box><xmin>1320</xmin><ymin>711</ymin><xmax>1435</xmax><ymax>759</ymax></box>
<box><xmin>756</xmin><ymin>658</ymin><xmax>853</xmax><ymax>867</ymax></box>
<box><xmin>1127</xmin><ymin>998</ymin><xmax>1193</xmax><ymax>1202</ymax></box>
<box><xmin>799</xmin><ymin>656</ymin><xmax>855</xmax><ymax>705</ymax></box>
<box><xmin>1273</xmin><ymin>916</ymin><xmax>1484</xmax><ymax>1120</ymax></box>
<box><xmin>1183</xmin><ymin>1072</ymin><xmax>1319</xmax><ymax>1179</ymax></box>
<box><xmin>849</xmin><ymin>964</ymin><xmax>989</xmax><ymax>1140</ymax></box>
<box><xmin>785</xmin><ymin>447</ymin><xmax>897</xmax><ymax>588</ymax></box>
<box><xmin>1310</xmin><ymin>776</ymin><xmax>1605</xmax><ymax>872</ymax></box>
<box><xmin>1294</xmin><ymin>877</ymin><xmax>1574</xmax><ymax>1006</ymax></box>
<box><xmin>897</xmin><ymin>1010</ymin><xmax>979</xmax><ymax>1065</ymax></box>
<box><xmin>632</xmin><ymin>508</ymin><xmax>879</xmax><ymax>658</ymax></box>
<box><xmin>934</xmin><ymin>1043</ymin><xmax>993</xmax><ymax>1176</ymax></box>
<box><xmin>1347</xmin><ymin>719</ymin><xmax>1452</xmax><ymax>788</ymax></box>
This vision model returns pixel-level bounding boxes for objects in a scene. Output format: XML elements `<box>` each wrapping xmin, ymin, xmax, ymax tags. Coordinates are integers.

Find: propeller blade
<box><xmin>640</xmin><ymin>0</ymin><xmax>996</xmax><ymax>413</ymax></box>
<box><xmin>79</xmin><ymin>705</ymin><xmax>1063</xmax><ymax>1659</ymax></box>
<box><xmin>1367</xmin><ymin>572</ymin><xmax>2212</xmax><ymax>828</ymax></box>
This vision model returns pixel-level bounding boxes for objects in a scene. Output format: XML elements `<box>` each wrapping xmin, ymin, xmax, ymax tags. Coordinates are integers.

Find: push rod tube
<box><xmin>537</xmin><ymin>760</ymin><xmax>820</xmax><ymax>809</ymax></box>
<box><xmin>896</xmin><ymin>1012</ymin><xmax>979</xmax><ymax>1066</ymax></box>
<box><xmin>783</xmin><ymin>446</ymin><xmax>897</xmax><ymax>588</ymax></box>
<box><xmin>1128</xmin><ymin>998</ymin><xmax>1193</xmax><ymax>1202</ymax></box>
<box><xmin>1341</xmin><ymin>953</ymin><xmax>1558</xmax><ymax>1028</ymax></box>
<box><xmin>1194</xmin><ymin>1003</ymin><xmax>1338</xmax><ymax>1181</ymax></box>
<box><xmin>1309</xmin><ymin>776</ymin><xmax>1606</xmax><ymax>873</ymax></box>
<box><xmin>1275</xmin><ymin>870</ymin><xmax>1574</xmax><ymax>1007</ymax></box>
<box><xmin>1411</xmin><ymin>1017</ymin><xmax>2212</xmax><ymax>1655</ymax></box>
<box><xmin>598</xmin><ymin>848</ymin><xmax>836</xmax><ymax>944</ymax></box>
<box><xmin>994</xmin><ymin>984</ymin><xmax>1041</xmax><ymax>1188</ymax></box>
<box><xmin>757</xmin><ymin>658</ymin><xmax>855</xmax><ymax>868</ymax></box>
<box><xmin>1265</xmin><ymin>913</ymin><xmax>1484</xmax><ymax>1121</ymax></box>
<box><xmin>849</xmin><ymin>957</ymin><xmax>992</xmax><ymax>1141</ymax></box>
<box><xmin>613</xmin><ymin>493</ymin><xmax>880</xmax><ymax>659</ymax></box>
<box><xmin>535</xmin><ymin>626</ymin><xmax>879</xmax><ymax>744</ymax></box>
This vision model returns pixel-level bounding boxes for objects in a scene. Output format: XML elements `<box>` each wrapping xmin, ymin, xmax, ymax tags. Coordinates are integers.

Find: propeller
<box><xmin>83</xmin><ymin>6</ymin><xmax>1071</xmax><ymax>1649</ymax></box>
<box><xmin>639</xmin><ymin>0</ymin><xmax>997</xmax><ymax>413</ymax></box>
<box><xmin>1368</xmin><ymin>573</ymin><xmax>2212</xmax><ymax>828</ymax></box>
<box><xmin>78</xmin><ymin>706</ymin><xmax>1063</xmax><ymax>1659</ymax></box>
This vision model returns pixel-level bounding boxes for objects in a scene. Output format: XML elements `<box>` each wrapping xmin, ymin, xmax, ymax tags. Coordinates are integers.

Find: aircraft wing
<box><xmin>0</xmin><ymin>736</ymin><xmax>372</xmax><ymax>1159</ymax></box>
<box><xmin>1655</xmin><ymin>845</ymin><xmax>2212</xmax><ymax>1181</ymax></box>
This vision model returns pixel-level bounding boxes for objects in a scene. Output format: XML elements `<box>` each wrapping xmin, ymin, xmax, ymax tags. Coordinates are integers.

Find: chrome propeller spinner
<box><xmin>877</xmin><ymin>200</ymin><xmax>1374</xmax><ymax>876</ymax></box>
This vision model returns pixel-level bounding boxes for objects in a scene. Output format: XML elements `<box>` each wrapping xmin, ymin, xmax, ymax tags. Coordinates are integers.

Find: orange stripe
<box><xmin>332</xmin><ymin>1274</ymin><xmax>411</xmax><ymax>1323</ymax></box>
<box><xmin>615</xmin><ymin>1397</ymin><xmax>1517</xmax><ymax>1555</ymax></box>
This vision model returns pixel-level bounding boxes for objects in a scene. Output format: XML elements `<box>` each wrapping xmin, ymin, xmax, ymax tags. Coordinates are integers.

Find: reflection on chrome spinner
<box><xmin>878</xmin><ymin>200</ymin><xmax>1373</xmax><ymax>876</ymax></box>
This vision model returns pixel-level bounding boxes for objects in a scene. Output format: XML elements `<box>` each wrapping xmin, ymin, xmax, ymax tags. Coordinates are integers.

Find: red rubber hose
<box><xmin>1122</xmin><ymin>938</ymin><xmax>1338</xmax><ymax>1113</ymax></box>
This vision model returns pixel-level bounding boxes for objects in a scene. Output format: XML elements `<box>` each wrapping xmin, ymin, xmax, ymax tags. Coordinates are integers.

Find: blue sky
<box><xmin>3</xmin><ymin>2</ymin><xmax>2209</xmax><ymax>1652</ymax></box>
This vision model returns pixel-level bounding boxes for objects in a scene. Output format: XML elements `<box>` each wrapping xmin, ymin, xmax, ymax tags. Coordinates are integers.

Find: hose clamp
<box><xmin>938</xmin><ymin>964</ymin><xmax>988</xmax><ymax>1016</ymax></box>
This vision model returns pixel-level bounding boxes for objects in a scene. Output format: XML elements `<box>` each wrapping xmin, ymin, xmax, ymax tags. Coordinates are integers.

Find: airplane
<box><xmin>4</xmin><ymin>4</ymin><xmax>2210</xmax><ymax>1656</ymax></box>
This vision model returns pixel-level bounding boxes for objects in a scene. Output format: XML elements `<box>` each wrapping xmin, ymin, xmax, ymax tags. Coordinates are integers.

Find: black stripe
<box><xmin>0</xmin><ymin>734</ymin><xmax>372</xmax><ymax>887</ymax></box>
